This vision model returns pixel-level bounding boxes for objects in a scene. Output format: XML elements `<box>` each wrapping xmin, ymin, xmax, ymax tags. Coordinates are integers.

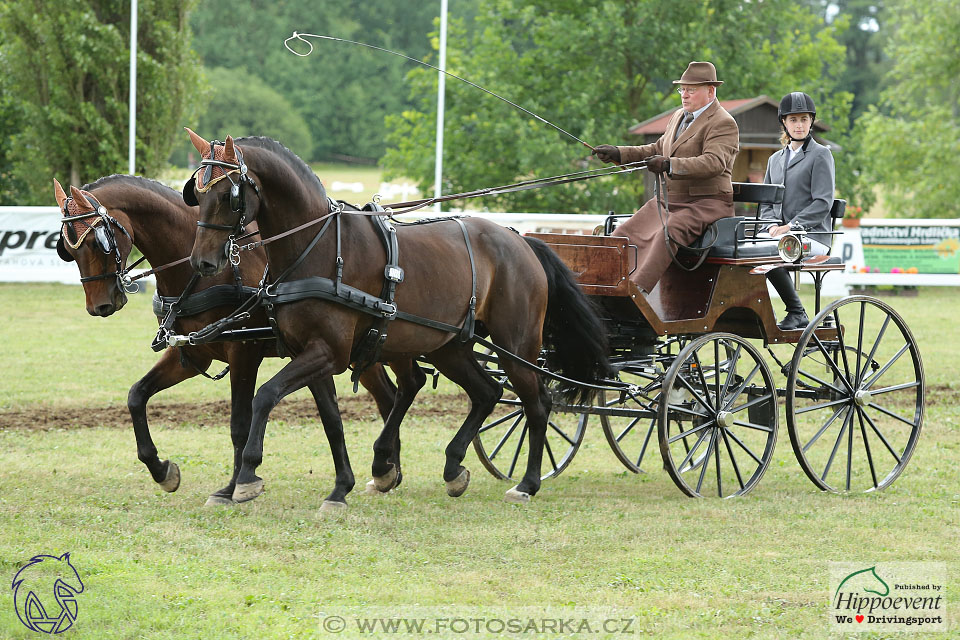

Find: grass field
<box><xmin>0</xmin><ymin>282</ymin><xmax>957</xmax><ymax>639</ymax></box>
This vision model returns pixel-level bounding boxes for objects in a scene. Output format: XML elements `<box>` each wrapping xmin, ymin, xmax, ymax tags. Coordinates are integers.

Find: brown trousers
<box><xmin>612</xmin><ymin>194</ymin><xmax>734</xmax><ymax>292</ymax></box>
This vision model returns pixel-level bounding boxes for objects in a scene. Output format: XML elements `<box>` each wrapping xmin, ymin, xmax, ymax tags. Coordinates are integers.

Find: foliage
<box><xmin>187</xmin><ymin>1</ymin><xmax>463</xmax><ymax>163</ymax></box>
<box><xmin>383</xmin><ymin>0</ymin><xmax>851</xmax><ymax>213</ymax></box>
<box><xmin>169</xmin><ymin>67</ymin><xmax>314</xmax><ymax>167</ymax></box>
<box><xmin>859</xmin><ymin>0</ymin><xmax>960</xmax><ymax>218</ymax></box>
<box><xmin>0</xmin><ymin>80</ymin><xmax>30</xmax><ymax>205</ymax></box>
<box><xmin>0</xmin><ymin>0</ymin><xmax>203</xmax><ymax>204</ymax></box>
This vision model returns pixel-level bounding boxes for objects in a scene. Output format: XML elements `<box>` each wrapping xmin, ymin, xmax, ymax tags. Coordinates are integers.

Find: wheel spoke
<box><xmin>728</xmin><ymin>392</ymin><xmax>775</xmax><ymax>416</ymax></box>
<box><xmin>731</xmin><ymin>419</ymin><xmax>775</xmax><ymax>433</ymax></box>
<box><xmin>715</xmin><ymin>427</ymin><xmax>723</xmax><ymax>497</ymax></box>
<box><xmin>859</xmin><ymin>313</ymin><xmax>892</xmax><ymax>386</ymax></box>
<box><xmin>667</xmin><ymin>418</ymin><xmax>717</xmax><ymax>444</ymax></box>
<box><xmin>721</xmin><ymin>363</ymin><xmax>761</xmax><ymax>410</ymax></box>
<box><xmin>796</xmin><ymin>396</ymin><xmax>850</xmax><ymax>415</ymax></box>
<box><xmin>863</xmin><ymin>343</ymin><xmax>910</xmax><ymax>391</ymax></box>
<box><xmin>676</xmin><ymin>427</ymin><xmax>713</xmax><ymax>472</ymax></box>
<box><xmin>487</xmin><ymin>412</ymin><xmax>523</xmax><ymax>458</ymax></box>
<box><xmin>870</xmin><ymin>380</ymin><xmax>922</xmax><ymax>396</ymax></box>
<box><xmin>833</xmin><ymin>308</ymin><xmax>855</xmax><ymax>393</ymax></box>
<box><xmin>866</xmin><ymin>401</ymin><xmax>917</xmax><ymax>428</ymax></box>
<box><xmin>714</xmin><ymin>339</ymin><xmax>722</xmax><ymax>407</ymax></box>
<box><xmin>856</xmin><ymin>407</ymin><xmax>879</xmax><ymax>489</ymax></box>
<box><xmin>846</xmin><ymin>403</ymin><xmax>854</xmax><ymax>491</ymax></box>
<box><xmin>691</xmin><ymin>350</ymin><xmax>716</xmax><ymax>411</ymax></box>
<box><xmin>856</xmin><ymin>301</ymin><xmax>866</xmax><ymax>383</ymax></box>
<box><xmin>724</xmin><ymin>428</ymin><xmax>764</xmax><ymax>465</ymax></box>
<box><xmin>719</xmin><ymin>344</ymin><xmax>743</xmax><ymax>402</ymax></box>
<box><xmin>802</xmin><ymin>405</ymin><xmax>848</xmax><ymax>452</ymax></box>
<box><xmin>860</xmin><ymin>409</ymin><xmax>903</xmax><ymax>464</ymax></box>
<box><xmin>548</xmin><ymin>419</ymin><xmax>577</xmax><ymax>446</ymax></box>
<box><xmin>506</xmin><ymin>423</ymin><xmax>528</xmax><ymax>478</ymax></box>
<box><xmin>811</xmin><ymin>334</ymin><xmax>856</xmax><ymax>394</ymax></box>
<box><xmin>544</xmin><ymin>436</ymin><xmax>559</xmax><ymax>473</ymax></box>
<box><xmin>634</xmin><ymin>419</ymin><xmax>656</xmax><ymax>468</ymax></box>
<box><xmin>696</xmin><ymin>428</ymin><xmax>718</xmax><ymax>494</ymax></box>
<box><xmin>615</xmin><ymin>416</ymin><xmax>642</xmax><ymax>442</ymax></box>
<box><xmin>675</xmin><ymin>373</ymin><xmax>715</xmax><ymax>415</ymax></box>
<box><xmin>821</xmin><ymin>409</ymin><xmax>852</xmax><ymax>481</ymax></box>
<box><xmin>721</xmin><ymin>428</ymin><xmax>745</xmax><ymax>491</ymax></box>
<box><xmin>795</xmin><ymin>366</ymin><xmax>847</xmax><ymax>397</ymax></box>
<box><xmin>480</xmin><ymin>408</ymin><xmax>523</xmax><ymax>433</ymax></box>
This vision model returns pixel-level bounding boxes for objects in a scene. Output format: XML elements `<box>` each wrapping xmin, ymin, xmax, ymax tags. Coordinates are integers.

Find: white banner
<box><xmin>0</xmin><ymin>206</ymin><xmax>79</xmax><ymax>284</ymax></box>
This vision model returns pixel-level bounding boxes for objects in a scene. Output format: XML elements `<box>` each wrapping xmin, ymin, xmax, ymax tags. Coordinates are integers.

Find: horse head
<box><xmin>54</xmin><ymin>179</ymin><xmax>134</xmax><ymax>316</ymax></box>
<box><xmin>183</xmin><ymin>128</ymin><xmax>262</xmax><ymax>276</ymax></box>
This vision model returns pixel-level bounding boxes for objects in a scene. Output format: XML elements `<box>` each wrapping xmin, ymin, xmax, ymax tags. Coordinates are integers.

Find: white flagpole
<box><xmin>433</xmin><ymin>0</ymin><xmax>448</xmax><ymax>212</ymax></box>
<box><xmin>128</xmin><ymin>0</ymin><xmax>138</xmax><ymax>174</ymax></box>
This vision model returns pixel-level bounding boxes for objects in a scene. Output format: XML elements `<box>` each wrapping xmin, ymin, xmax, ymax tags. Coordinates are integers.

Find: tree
<box><xmin>859</xmin><ymin>0</ymin><xmax>960</xmax><ymax>218</ymax></box>
<box><xmin>188</xmin><ymin>0</ymin><xmax>464</xmax><ymax>163</ymax></box>
<box><xmin>0</xmin><ymin>0</ymin><xmax>203</xmax><ymax>204</ymax></box>
<box><xmin>383</xmin><ymin>0</ymin><xmax>851</xmax><ymax>213</ymax></box>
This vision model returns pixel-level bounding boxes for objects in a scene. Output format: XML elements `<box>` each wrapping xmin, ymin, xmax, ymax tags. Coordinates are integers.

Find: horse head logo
<box><xmin>11</xmin><ymin>553</ymin><xmax>84</xmax><ymax>634</ymax></box>
<box><xmin>835</xmin><ymin>565</ymin><xmax>890</xmax><ymax>599</ymax></box>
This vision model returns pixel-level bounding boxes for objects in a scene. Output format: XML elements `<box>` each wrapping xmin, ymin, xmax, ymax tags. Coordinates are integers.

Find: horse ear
<box><xmin>54</xmin><ymin>179</ymin><xmax>68</xmax><ymax>208</ymax></box>
<box><xmin>185</xmin><ymin>127</ymin><xmax>209</xmax><ymax>156</ymax></box>
<box><xmin>69</xmin><ymin>185</ymin><xmax>86</xmax><ymax>207</ymax></box>
<box><xmin>223</xmin><ymin>136</ymin><xmax>237</xmax><ymax>163</ymax></box>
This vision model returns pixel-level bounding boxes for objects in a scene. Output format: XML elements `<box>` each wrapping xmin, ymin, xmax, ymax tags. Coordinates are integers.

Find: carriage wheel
<box><xmin>786</xmin><ymin>296</ymin><xmax>924</xmax><ymax>492</ymax></box>
<box><xmin>600</xmin><ymin>365</ymin><xmax>663</xmax><ymax>473</ymax></box>
<box><xmin>472</xmin><ymin>348</ymin><xmax>586</xmax><ymax>481</ymax></box>
<box><xmin>658</xmin><ymin>333</ymin><xmax>778</xmax><ymax>498</ymax></box>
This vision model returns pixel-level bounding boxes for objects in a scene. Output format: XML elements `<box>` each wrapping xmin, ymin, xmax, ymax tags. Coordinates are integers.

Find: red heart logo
<box><xmin>856</xmin><ymin>615</ymin><xmax>864</xmax><ymax>623</ymax></box>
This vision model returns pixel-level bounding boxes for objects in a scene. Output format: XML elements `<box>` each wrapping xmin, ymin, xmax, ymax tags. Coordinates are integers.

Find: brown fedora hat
<box><xmin>673</xmin><ymin>61</ymin><xmax>723</xmax><ymax>86</ymax></box>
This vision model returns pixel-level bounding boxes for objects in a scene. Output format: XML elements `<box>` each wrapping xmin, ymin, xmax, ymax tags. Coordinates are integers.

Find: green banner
<box><xmin>860</xmin><ymin>225</ymin><xmax>960</xmax><ymax>274</ymax></box>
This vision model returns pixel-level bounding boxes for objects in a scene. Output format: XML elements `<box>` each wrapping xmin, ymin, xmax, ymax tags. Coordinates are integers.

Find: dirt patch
<box><xmin>0</xmin><ymin>393</ymin><xmax>466</xmax><ymax>432</ymax></box>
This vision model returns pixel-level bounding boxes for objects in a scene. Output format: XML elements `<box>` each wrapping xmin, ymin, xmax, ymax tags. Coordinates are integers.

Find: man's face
<box><xmin>678</xmin><ymin>84</ymin><xmax>714</xmax><ymax>113</ymax></box>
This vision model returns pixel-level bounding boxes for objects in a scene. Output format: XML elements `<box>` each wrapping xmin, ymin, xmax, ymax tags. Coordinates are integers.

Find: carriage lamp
<box><xmin>777</xmin><ymin>233</ymin><xmax>804</xmax><ymax>263</ymax></box>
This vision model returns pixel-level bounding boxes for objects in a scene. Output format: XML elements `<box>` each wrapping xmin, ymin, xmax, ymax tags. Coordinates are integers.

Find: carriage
<box><xmin>471</xmin><ymin>182</ymin><xmax>925</xmax><ymax>498</ymax></box>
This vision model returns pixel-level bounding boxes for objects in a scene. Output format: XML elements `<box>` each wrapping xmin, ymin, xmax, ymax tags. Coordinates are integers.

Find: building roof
<box><xmin>627</xmin><ymin>95</ymin><xmax>832</xmax><ymax>148</ymax></box>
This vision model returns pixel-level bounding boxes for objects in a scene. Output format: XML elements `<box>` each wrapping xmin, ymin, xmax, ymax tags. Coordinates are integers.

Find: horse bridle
<box><xmin>57</xmin><ymin>192</ymin><xmax>140</xmax><ymax>289</ymax></box>
<box><xmin>183</xmin><ymin>141</ymin><xmax>261</xmax><ymax>265</ymax></box>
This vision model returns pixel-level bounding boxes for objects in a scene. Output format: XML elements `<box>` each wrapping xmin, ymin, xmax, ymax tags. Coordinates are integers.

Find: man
<box><xmin>594</xmin><ymin>61</ymin><xmax>740</xmax><ymax>293</ymax></box>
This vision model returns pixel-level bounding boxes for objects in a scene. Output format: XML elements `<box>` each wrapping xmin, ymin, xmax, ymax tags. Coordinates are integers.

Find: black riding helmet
<box><xmin>778</xmin><ymin>91</ymin><xmax>816</xmax><ymax>142</ymax></box>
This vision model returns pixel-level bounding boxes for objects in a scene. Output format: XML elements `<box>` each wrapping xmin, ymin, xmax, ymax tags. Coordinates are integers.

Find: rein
<box><xmin>59</xmin><ymin>193</ymin><xmax>143</xmax><ymax>292</ymax></box>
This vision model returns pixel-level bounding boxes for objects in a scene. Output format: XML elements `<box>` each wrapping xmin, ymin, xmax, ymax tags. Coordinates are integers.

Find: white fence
<box><xmin>3</xmin><ymin>206</ymin><xmax>958</xmax><ymax>294</ymax></box>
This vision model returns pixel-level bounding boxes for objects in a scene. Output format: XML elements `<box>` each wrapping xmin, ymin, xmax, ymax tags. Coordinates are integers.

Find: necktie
<box><xmin>675</xmin><ymin>111</ymin><xmax>694</xmax><ymax>140</ymax></box>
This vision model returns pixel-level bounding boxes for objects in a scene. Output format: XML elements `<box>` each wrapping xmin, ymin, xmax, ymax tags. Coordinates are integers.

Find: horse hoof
<box><xmin>363</xmin><ymin>479</ymin><xmax>381</xmax><ymax>495</ymax></box>
<box><xmin>504</xmin><ymin>486</ymin><xmax>531</xmax><ymax>504</ymax></box>
<box><xmin>158</xmin><ymin>461</ymin><xmax>180</xmax><ymax>493</ymax></box>
<box><xmin>233</xmin><ymin>479</ymin><xmax>264</xmax><ymax>503</ymax></box>
<box><xmin>204</xmin><ymin>494</ymin><xmax>235</xmax><ymax>507</ymax></box>
<box><xmin>320</xmin><ymin>500</ymin><xmax>347</xmax><ymax>514</ymax></box>
<box><xmin>445</xmin><ymin>468</ymin><xmax>470</xmax><ymax>497</ymax></box>
<box><xmin>373</xmin><ymin>466</ymin><xmax>399</xmax><ymax>493</ymax></box>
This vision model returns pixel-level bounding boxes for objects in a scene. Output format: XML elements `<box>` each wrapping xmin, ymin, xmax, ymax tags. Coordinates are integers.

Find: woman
<box><xmin>759</xmin><ymin>91</ymin><xmax>836</xmax><ymax>330</ymax></box>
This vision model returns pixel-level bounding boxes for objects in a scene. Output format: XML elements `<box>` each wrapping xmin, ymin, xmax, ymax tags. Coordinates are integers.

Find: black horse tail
<box><xmin>523</xmin><ymin>236</ymin><xmax>612</xmax><ymax>404</ymax></box>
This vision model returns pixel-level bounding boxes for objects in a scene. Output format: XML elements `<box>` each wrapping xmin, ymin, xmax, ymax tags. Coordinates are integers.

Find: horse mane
<box><xmin>81</xmin><ymin>174</ymin><xmax>182</xmax><ymax>203</ymax></box>
<box><xmin>235</xmin><ymin>136</ymin><xmax>326</xmax><ymax>198</ymax></box>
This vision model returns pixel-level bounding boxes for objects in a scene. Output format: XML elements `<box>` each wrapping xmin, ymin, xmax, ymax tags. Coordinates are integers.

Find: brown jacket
<box><xmin>610</xmin><ymin>100</ymin><xmax>740</xmax><ymax>293</ymax></box>
<box><xmin>617</xmin><ymin>99</ymin><xmax>739</xmax><ymax>198</ymax></box>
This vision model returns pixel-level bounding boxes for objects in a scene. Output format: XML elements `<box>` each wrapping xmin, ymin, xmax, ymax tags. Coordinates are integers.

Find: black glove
<box><xmin>592</xmin><ymin>144</ymin><xmax>621</xmax><ymax>164</ymax></box>
<box><xmin>646</xmin><ymin>155</ymin><xmax>670</xmax><ymax>174</ymax></box>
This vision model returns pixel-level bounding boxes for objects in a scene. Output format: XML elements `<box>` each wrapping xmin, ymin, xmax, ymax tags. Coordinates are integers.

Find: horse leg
<box><xmin>305</xmin><ymin>375</ymin><xmax>355</xmax><ymax>511</ymax></box>
<box><xmin>206</xmin><ymin>347</ymin><xmax>263</xmax><ymax>506</ymax></box>
<box><xmin>370</xmin><ymin>360</ymin><xmax>426</xmax><ymax>493</ymax></box>
<box><xmin>428</xmin><ymin>344</ymin><xmax>503</xmax><ymax>497</ymax></box>
<box><xmin>499</xmin><ymin>362</ymin><xmax>551</xmax><ymax>504</ymax></box>
<box><xmin>127</xmin><ymin>347</ymin><xmax>203</xmax><ymax>492</ymax></box>
<box><xmin>233</xmin><ymin>341</ymin><xmax>349</xmax><ymax>506</ymax></box>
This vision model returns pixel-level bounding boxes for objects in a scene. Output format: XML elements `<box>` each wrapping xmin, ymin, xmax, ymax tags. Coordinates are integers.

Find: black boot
<box><xmin>767</xmin><ymin>267</ymin><xmax>809</xmax><ymax>331</ymax></box>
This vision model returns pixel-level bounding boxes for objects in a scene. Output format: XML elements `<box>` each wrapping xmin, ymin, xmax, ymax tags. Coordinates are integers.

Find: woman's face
<box><xmin>784</xmin><ymin>113</ymin><xmax>812</xmax><ymax>140</ymax></box>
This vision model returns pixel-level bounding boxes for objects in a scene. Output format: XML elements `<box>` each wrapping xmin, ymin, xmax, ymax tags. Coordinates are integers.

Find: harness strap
<box><xmin>152</xmin><ymin>284</ymin><xmax>259</xmax><ymax>318</ymax></box>
<box><xmin>152</xmin><ymin>272</ymin><xmax>201</xmax><ymax>352</ymax></box>
<box><xmin>453</xmin><ymin>218</ymin><xmax>478</xmax><ymax>342</ymax></box>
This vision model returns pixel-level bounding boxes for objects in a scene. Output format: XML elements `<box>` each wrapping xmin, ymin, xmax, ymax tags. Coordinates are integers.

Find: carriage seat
<box><xmin>688</xmin><ymin>182</ymin><xmax>784</xmax><ymax>258</ymax></box>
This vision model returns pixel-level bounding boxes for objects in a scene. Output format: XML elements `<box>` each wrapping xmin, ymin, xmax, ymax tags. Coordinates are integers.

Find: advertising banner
<box><xmin>860</xmin><ymin>224</ymin><xmax>960</xmax><ymax>274</ymax></box>
<box><xmin>0</xmin><ymin>207</ymin><xmax>78</xmax><ymax>284</ymax></box>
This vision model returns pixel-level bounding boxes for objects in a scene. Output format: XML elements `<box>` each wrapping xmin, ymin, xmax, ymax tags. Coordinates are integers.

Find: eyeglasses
<box><xmin>676</xmin><ymin>86</ymin><xmax>701</xmax><ymax>95</ymax></box>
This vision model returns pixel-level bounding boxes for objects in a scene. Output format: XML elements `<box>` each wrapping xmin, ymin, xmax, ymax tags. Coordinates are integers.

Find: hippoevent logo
<box><xmin>11</xmin><ymin>553</ymin><xmax>84</xmax><ymax>634</ymax></box>
<box><xmin>829</xmin><ymin>562</ymin><xmax>946</xmax><ymax>632</ymax></box>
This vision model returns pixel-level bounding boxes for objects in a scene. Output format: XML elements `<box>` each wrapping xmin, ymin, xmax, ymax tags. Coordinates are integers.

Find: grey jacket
<box><xmin>758</xmin><ymin>138</ymin><xmax>835</xmax><ymax>247</ymax></box>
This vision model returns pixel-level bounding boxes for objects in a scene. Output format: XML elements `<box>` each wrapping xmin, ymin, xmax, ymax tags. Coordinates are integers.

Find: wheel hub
<box><xmin>716</xmin><ymin>411</ymin><xmax>735</xmax><ymax>428</ymax></box>
<box><xmin>854</xmin><ymin>389</ymin><xmax>872</xmax><ymax>407</ymax></box>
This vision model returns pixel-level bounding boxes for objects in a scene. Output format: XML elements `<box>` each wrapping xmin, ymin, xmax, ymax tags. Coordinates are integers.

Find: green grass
<box><xmin>0</xmin><ymin>283</ymin><xmax>957</xmax><ymax>638</ymax></box>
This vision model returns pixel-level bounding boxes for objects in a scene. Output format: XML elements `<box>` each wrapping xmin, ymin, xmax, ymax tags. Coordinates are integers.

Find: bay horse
<box><xmin>184</xmin><ymin>130</ymin><xmax>611</xmax><ymax>507</ymax></box>
<box><xmin>53</xmin><ymin>175</ymin><xmax>403</xmax><ymax>505</ymax></box>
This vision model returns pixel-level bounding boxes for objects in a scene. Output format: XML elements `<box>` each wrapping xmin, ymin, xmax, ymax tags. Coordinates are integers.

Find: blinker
<box><xmin>94</xmin><ymin>225</ymin><xmax>114</xmax><ymax>254</ymax></box>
